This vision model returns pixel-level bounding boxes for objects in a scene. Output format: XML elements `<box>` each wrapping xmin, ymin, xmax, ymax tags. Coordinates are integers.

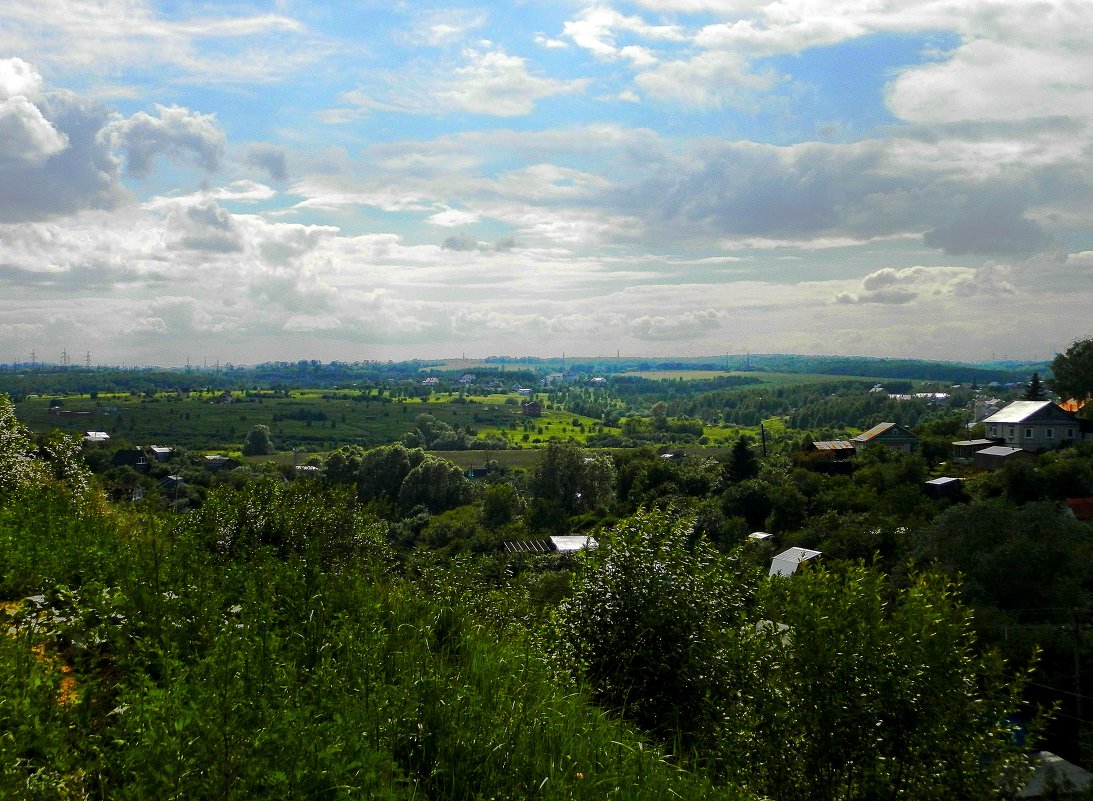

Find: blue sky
<box><xmin>1</xmin><ymin>0</ymin><xmax>1091</xmax><ymax>365</ymax></box>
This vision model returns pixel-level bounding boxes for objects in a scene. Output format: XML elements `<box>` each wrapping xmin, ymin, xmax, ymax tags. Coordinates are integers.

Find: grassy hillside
<box><xmin>0</xmin><ymin>480</ymin><xmax>747</xmax><ymax>800</ymax></box>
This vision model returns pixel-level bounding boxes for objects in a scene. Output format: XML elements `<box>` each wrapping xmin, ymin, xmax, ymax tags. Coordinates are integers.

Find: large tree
<box><xmin>1050</xmin><ymin>338</ymin><xmax>1093</xmax><ymax>405</ymax></box>
<box><xmin>324</xmin><ymin>443</ymin><xmax>426</xmax><ymax>505</ymax></box>
<box><xmin>529</xmin><ymin>442</ymin><xmax>616</xmax><ymax>517</ymax></box>
<box><xmin>397</xmin><ymin>455</ymin><xmax>471</xmax><ymax>514</ymax></box>
<box><xmin>241</xmin><ymin>424</ymin><xmax>274</xmax><ymax>456</ymax></box>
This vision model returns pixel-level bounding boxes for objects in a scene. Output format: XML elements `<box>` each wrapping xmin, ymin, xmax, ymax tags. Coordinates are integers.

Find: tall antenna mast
<box><xmin>61</xmin><ymin>348</ymin><xmax>69</xmax><ymax>367</ymax></box>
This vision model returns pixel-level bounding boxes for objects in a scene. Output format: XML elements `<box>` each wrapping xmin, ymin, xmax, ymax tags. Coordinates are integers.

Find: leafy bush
<box><xmin>549</xmin><ymin>509</ymin><xmax>1038</xmax><ymax>800</ymax></box>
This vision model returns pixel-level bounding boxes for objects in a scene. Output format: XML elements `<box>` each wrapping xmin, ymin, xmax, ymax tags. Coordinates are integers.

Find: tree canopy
<box><xmin>241</xmin><ymin>424</ymin><xmax>274</xmax><ymax>456</ymax></box>
<box><xmin>529</xmin><ymin>442</ymin><xmax>616</xmax><ymax>517</ymax></box>
<box><xmin>1050</xmin><ymin>338</ymin><xmax>1093</xmax><ymax>404</ymax></box>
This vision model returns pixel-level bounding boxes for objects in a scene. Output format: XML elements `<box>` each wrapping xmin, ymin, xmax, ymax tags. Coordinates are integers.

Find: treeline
<box><xmin>635</xmin><ymin>379</ymin><xmax>956</xmax><ymax>430</ymax></box>
<box><xmin>1</xmin><ymin>352</ymin><xmax>1045</xmax><ymax>400</ymax></box>
<box><xmin>734</xmin><ymin>353</ymin><xmax>1046</xmax><ymax>383</ymax></box>
<box><xmin>482</xmin><ymin>353</ymin><xmax>1045</xmax><ymax>384</ymax></box>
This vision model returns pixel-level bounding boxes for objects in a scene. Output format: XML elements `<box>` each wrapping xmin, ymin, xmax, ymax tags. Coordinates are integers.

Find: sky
<box><xmin>1</xmin><ymin>0</ymin><xmax>1092</xmax><ymax>367</ymax></box>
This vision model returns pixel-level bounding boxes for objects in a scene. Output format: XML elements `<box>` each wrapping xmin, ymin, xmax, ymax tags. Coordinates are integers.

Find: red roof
<box><xmin>1066</xmin><ymin>498</ymin><xmax>1093</xmax><ymax>521</ymax></box>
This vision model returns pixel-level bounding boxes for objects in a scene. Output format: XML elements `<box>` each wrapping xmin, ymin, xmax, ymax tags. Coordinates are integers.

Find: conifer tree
<box><xmin>1022</xmin><ymin>372</ymin><xmax>1048</xmax><ymax>401</ymax></box>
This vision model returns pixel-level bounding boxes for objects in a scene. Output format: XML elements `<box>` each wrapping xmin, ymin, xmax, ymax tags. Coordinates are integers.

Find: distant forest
<box><xmin>0</xmin><ymin>353</ymin><xmax>1048</xmax><ymax>397</ymax></box>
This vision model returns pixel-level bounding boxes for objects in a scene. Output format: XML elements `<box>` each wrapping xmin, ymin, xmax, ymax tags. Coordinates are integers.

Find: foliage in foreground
<box><xmin>549</xmin><ymin>508</ymin><xmax>1038</xmax><ymax>801</ymax></box>
<box><xmin>0</xmin><ymin>394</ymin><xmax>1050</xmax><ymax>799</ymax></box>
<box><xmin>0</xmin><ymin>469</ymin><xmax>742</xmax><ymax>798</ymax></box>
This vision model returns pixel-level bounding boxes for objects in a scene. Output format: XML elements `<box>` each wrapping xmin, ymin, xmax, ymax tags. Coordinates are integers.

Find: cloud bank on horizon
<box><xmin>1</xmin><ymin>0</ymin><xmax>1091</xmax><ymax>365</ymax></box>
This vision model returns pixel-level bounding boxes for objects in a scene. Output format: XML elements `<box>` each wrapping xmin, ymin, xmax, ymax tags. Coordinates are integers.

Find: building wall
<box><xmin>986</xmin><ymin>421</ymin><xmax>1079</xmax><ymax>451</ymax></box>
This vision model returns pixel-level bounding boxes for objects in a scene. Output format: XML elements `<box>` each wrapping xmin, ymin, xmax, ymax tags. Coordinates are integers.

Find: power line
<box><xmin>1026</xmin><ymin>680</ymin><xmax>1093</xmax><ymax>705</ymax></box>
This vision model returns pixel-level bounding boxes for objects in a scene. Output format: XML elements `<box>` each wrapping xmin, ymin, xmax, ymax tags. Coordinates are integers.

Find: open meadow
<box><xmin>12</xmin><ymin>382</ymin><xmax>760</xmax><ymax>456</ymax></box>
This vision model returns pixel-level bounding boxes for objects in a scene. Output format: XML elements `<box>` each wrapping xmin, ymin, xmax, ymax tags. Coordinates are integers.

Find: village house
<box><xmin>923</xmin><ymin>476</ymin><xmax>964</xmax><ymax>500</ymax></box>
<box><xmin>203</xmin><ymin>454</ymin><xmax>239</xmax><ymax>471</ymax></box>
<box><xmin>851</xmin><ymin>422</ymin><xmax>919</xmax><ymax>454</ymax></box>
<box><xmin>110</xmin><ymin>447</ymin><xmax>149</xmax><ymax>472</ymax></box>
<box><xmin>148</xmin><ymin>446</ymin><xmax>173</xmax><ymax>462</ymax></box>
<box><xmin>981</xmin><ymin>400</ymin><xmax>1083</xmax><ymax>452</ymax></box>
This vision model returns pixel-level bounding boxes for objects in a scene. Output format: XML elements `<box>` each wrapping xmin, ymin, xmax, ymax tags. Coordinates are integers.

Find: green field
<box><xmin>14</xmin><ymin>385</ymin><xmax>761</xmax><ymax>456</ymax></box>
<box><xmin>13</xmin><ymin>390</ymin><xmax>617</xmax><ymax>454</ymax></box>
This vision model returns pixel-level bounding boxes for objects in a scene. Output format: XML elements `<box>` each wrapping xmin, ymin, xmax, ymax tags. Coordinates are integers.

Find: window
<box><xmin>1068</xmin><ymin>428</ymin><xmax>1076</xmax><ymax>438</ymax></box>
<box><xmin>1009</xmin><ymin>426</ymin><xmax>1015</xmax><ymax>438</ymax></box>
<box><xmin>1025</xmin><ymin>428</ymin><xmax>1034</xmax><ymax>439</ymax></box>
<box><xmin>1046</xmin><ymin>428</ymin><xmax>1054</xmax><ymax>439</ymax></box>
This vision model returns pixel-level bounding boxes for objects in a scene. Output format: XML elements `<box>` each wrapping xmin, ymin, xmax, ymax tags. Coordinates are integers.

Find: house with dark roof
<box><xmin>851</xmin><ymin>422</ymin><xmax>919</xmax><ymax>455</ymax></box>
<box><xmin>982</xmin><ymin>401</ymin><xmax>1082</xmax><ymax>452</ymax></box>
<box><xmin>110</xmin><ymin>447</ymin><xmax>150</xmax><ymax>473</ymax></box>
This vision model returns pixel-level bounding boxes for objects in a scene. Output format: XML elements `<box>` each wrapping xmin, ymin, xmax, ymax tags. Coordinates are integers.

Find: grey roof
<box><xmin>982</xmin><ymin>400</ymin><xmax>1057</xmax><ymax>424</ymax></box>
<box><xmin>769</xmin><ymin>547</ymin><xmax>822</xmax><ymax>577</ymax></box>
<box><xmin>975</xmin><ymin>446</ymin><xmax>1026</xmax><ymax>457</ymax></box>
<box><xmin>550</xmin><ymin>535</ymin><xmax>599</xmax><ymax>553</ymax></box>
<box><xmin>1019</xmin><ymin>751</ymin><xmax>1093</xmax><ymax>797</ymax></box>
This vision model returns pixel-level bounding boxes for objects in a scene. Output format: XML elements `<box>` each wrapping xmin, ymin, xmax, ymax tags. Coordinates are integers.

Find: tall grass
<box><xmin>0</xmin><ymin>483</ymin><xmax>747</xmax><ymax>800</ymax></box>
